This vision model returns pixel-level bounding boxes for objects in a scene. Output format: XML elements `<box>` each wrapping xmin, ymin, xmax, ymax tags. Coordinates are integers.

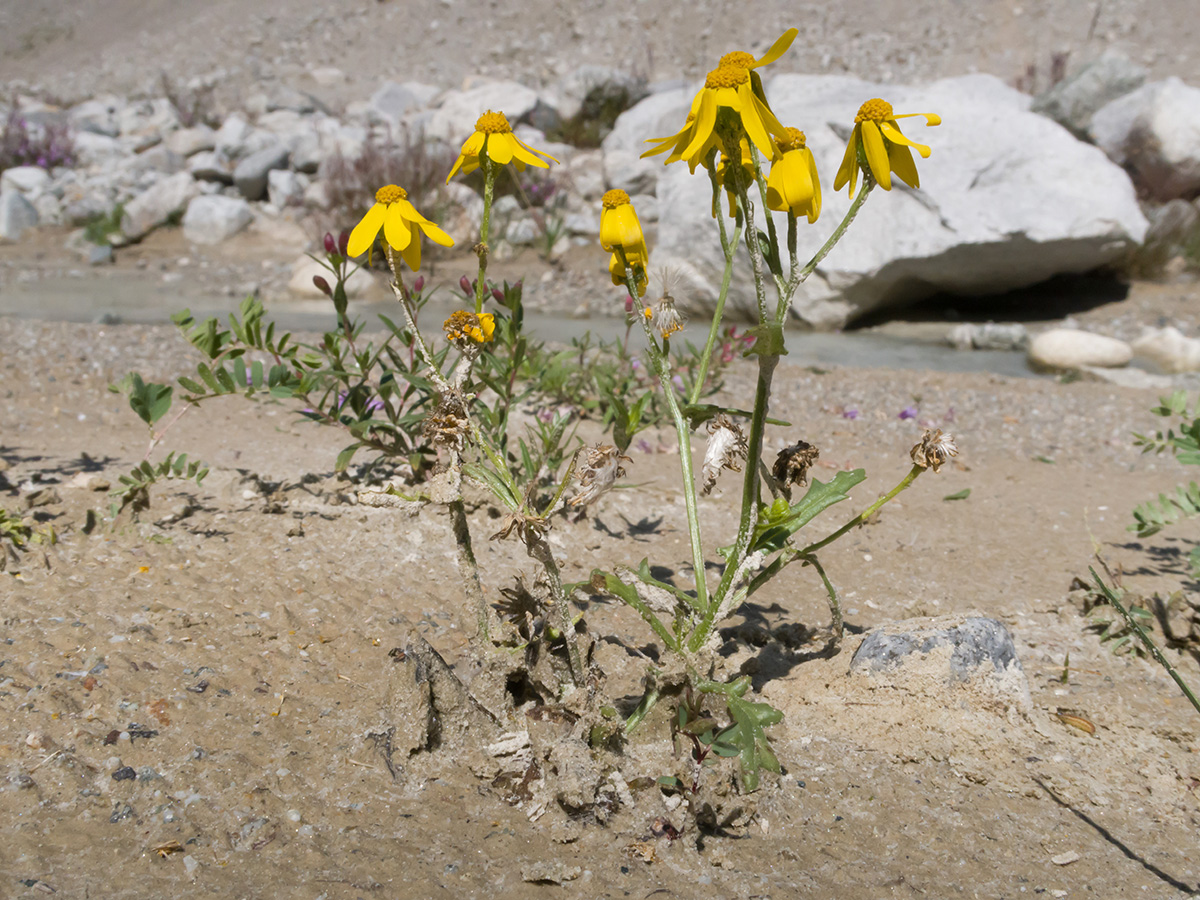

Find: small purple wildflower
<box><xmin>898</xmin><ymin>406</ymin><xmax>918</xmax><ymax>420</ymax></box>
<box><xmin>842</xmin><ymin>408</ymin><xmax>859</xmax><ymax>420</ymax></box>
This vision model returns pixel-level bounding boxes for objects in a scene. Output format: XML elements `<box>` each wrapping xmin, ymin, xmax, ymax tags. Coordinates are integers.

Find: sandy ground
<box><xmin>3</xmin><ymin>311</ymin><xmax>1200</xmax><ymax>898</ymax></box>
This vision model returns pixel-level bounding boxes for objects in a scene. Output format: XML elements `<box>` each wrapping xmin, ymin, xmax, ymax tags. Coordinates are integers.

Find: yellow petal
<box><xmin>346</xmin><ymin>202</ymin><xmax>386</xmax><ymax>258</ymax></box>
<box><xmin>600</xmin><ymin>204</ymin><xmax>645</xmax><ymax>253</ymax></box>
<box><xmin>756</xmin><ymin>27</ymin><xmax>798</xmax><ymax>67</ymax></box>
<box><xmin>682</xmin><ymin>92</ymin><xmax>718</xmax><ymax>163</ymax></box>
<box><xmin>805</xmin><ymin>147</ymin><xmax>822</xmax><ymax>223</ymax></box>
<box><xmin>879</xmin><ymin>121</ymin><xmax>932</xmax><ymax>159</ymax></box>
<box><xmin>400</xmin><ymin>221</ymin><xmax>421</xmax><ymax>271</ymax></box>
<box><xmin>894</xmin><ymin>112</ymin><xmax>942</xmax><ymax>126</ymax></box>
<box><xmin>833</xmin><ymin>125</ymin><xmax>860</xmax><ymax>195</ymax></box>
<box><xmin>445</xmin><ymin>132</ymin><xmax>486</xmax><ymax>183</ymax></box>
<box><xmin>487</xmin><ymin>133</ymin><xmax>515</xmax><ymax>165</ymax></box>
<box><xmin>511</xmin><ymin>139</ymin><xmax>552</xmax><ymax>169</ymax></box>
<box><xmin>383</xmin><ymin>203</ymin><xmax>413</xmax><ymax>251</ymax></box>
<box><xmin>515</xmin><ymin>136</ymin><xmax>558</xmax><ymax>165</ymax></box>
<box><xmin>861</xmin><ymin>120</ymin><xmax>891</xmax><ymax>190</ymax></box>
<box><xmin>740</xmin><ymin>87</ymin><xmax>779</xmax><ymax>160</ymax></box>
<box><xmin>419</xmin><ymin>219</ymin><xmax>455</xmax><ymax>247</ymax></box>
<box><xmin>887</xmin><ymin>141</ymin><xmax>920</xmax><ymax>189</ymax></box>
<box><xmin>395</xmin><ymin>197</ymin><xmax>430</xmax><ymax>224</ymax></box>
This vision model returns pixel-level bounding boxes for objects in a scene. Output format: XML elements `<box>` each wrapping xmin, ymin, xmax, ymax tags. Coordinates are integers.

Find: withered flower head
<box><xmin>910</xmin><ymin>428</ymin><xmax>958</xmax><ymax>473</ymax></box>
<box><xmin>773</xmin><ymin>439</ymin><xmax>820</xmax><ymax>490</ymax></box>
<box><xmin>423</xmin><ymin>391</ymin><xmax>470</xmax><ymax>452</ymax></box>
<box><xmin>569</xmin><ymin>444</ymin><xmax>631</xmax><ymax>508</ymax></box>
<box><xmin>443</xmin><ymin>309</ymin><xmax>496</xmax><ymax>353</ymax></box>
<box><xmin>701</xmin><ymin>414</ymin><xmax>748</xmax><ymax>495</ymax></box>
<box><xmin>651</xmin><ymin>295</ymin><xmax>684</xmax><ymax>339</ymax></box>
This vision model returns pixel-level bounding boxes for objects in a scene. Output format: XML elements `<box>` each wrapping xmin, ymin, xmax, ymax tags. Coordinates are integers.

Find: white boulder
<box><xmin>424</xmin><ymin>81</ymin><xmax>541</xmax><ymax>143</ymax></box>
<box><xmin>287</xmin><ymin>255</ymin><xmax>381</xmax><ymax>299</ymax></box>
<box><xmin>1031</xmin><ymin>53</ymin><xmax>1147</xmax><ymax>137</ymax></box>
<box><xmin>182</xmin><ymin>195</ymin><xmax>254</xmax><ymax>244</ymax></box>
<box><xmin>1132</xmin><ymin>326</ymin><xmax>1200</xmax><ymax>374</ymax></box>
<box><xmin>1091</xmin><ymin>78</ymin><xmax>1200</xmax><ymax>201</ymax></box>
<box><xmin>1028</xmin><ymin>328</ymin><xmax>1132</xmax><ymax>371</ymax></box>
<box><xmin>0</xmin><ymin>189</ymin><xmax>39</xmax><ymax>242</ymax></box>
<box><xmin>0</xmin><ymin>166</ymin><xmax>51</xmax><ymax>195</ymax></box>
<box><xmin>646</xmin><ymin>73</ymin><xmax>1148</xmax><ymax>327</ymax></box>
<box><xmin>120</xmin><ymin>171</ymin><xmax>198</xmax><ymax>240</ymax></box>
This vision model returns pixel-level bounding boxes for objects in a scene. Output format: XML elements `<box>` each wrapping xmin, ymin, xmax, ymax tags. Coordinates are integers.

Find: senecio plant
<box><xmin>117</xmin><ymin>27</ymin><xmax>955</xmax><ymax>800</ymax></box>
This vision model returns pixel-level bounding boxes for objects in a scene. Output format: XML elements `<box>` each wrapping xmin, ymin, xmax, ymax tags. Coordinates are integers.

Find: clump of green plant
<box><xmin>82</xmin><ymin>203</ymin><xmax>124</xmax><ymax>247</ymax></box>
<box><xmin>117</xmin><ymin>27</ymin><xmax>956</xmax><ymax>821</ymax></box>
<box><xmin>1130</xmin><ymin>390</ymin><xmax>1200</xmax><ymax>578</ymax></box>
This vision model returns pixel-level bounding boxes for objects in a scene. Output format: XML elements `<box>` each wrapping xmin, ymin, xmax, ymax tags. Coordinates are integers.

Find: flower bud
<box><xmin>492</xmin><ymin>287</ymin><xmax>505</xmax><ymax>303</ymax></box>
<box><xmin>323</xmin><ymin>233</ymin><xmax>337</xmax><ymax>255</ymax></box>
<box><xmin>412</xmin><ymin>275</ymin><xmax>425</xmax><ymax>294</ymax></box>
<box><xmin>460</xmin><ymin>275</ymin><xmax>473</xmax><ymax>296</ymax></box>
<box><xmin>338</xmin><ymin>230</ymin><xmax>351</xmax><ymax>257</ymax></box>
<box><xmin>624</xmin><ymin>295</ymin><xmax>635</xmax><ymax>313</ymax></box>
<box><xmin>312</xmin><ymin>275</ymin><xmax>332</xmax><ymax>297</ymax></box>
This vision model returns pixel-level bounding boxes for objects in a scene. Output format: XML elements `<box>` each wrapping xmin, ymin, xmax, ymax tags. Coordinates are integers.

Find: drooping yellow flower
<box><xmin>641</xmin><ymin>64</ymin><xmax>788</xmax><ymax>169</ymax></box>
<box><xmin>347</xmin><ymin>184</ymin><xmax>454</xmax><ymax>270</ymax></box>
<box><xmin>443</xmin><ymin>309</ymin><xmax>496</xmax><ymax>345</ymax></box>
<box><xmin>445</xmin><ymin>110</ymin><xmax>559</xmax><ymax>183</ymax></box>
<box><xmin>600</xmin><ymin>189</ymin><xmax>649</xmax><ymax>296</ymax></box>
<box><xmin>833</xmin><ymin>98</ymin><xmax>940</xmax><ymax>195</ymax></box>
<box><xmin>766</xmin><ymin>128</ymin><xmax>821</xmax><ymax>223</ymax></box>
<box><xmin>716</xmin><ymin>28</ymin><xmax>799</xmax><ymax>73</ymax></box>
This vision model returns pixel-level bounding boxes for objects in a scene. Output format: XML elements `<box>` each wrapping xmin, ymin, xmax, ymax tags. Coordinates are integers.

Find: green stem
<box><xmin>689</xmin><ymin>164</ymin><xmax>743</xmax><ymax>406</ymax></box>
<box><xmin>624</xmin><ymin>263</ymin><xmax>709</xmax><ymax>615</ymax></box>
<box><xmin>530</xmin><ymin>537</ymin><xmax>582</xmax><ymax>685</ymax></box>
<box><xmin>803</xmin><ymin>553</ymin><xmax>842</xmax><ymax>646</ymax></box>
<box><xmin>801</xmin><ymin>463</ymin><xmax>923</xmax><ymax>557</ymax></box>
<box><xmin>449</xmin><ymin>495</ymin><xmax>490</xmax><ymax>644</ymax></box>
<box><xmin>623</xmin><ymin>671</ymin><xmax>661</xmax><ymax>735</ymax></box>
<box><xmin>474</xmin><ymin>157</ymin><xmax>496</xmax><ymax>315</ymax></box>
<box><xmin>1089</xmin><ymin>567</ymin><xmax>1200</xmax><ymax>717</ymax></box>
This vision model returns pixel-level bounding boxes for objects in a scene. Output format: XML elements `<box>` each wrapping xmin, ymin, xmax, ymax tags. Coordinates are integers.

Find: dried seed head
<box><xmin>701</xmin><ymin>414</ymin><xmax>748</xmax><ymax>495</ymax></box>
<box><xmin>652</xmin><ymin>295</ymin><xmax>684</xmax><ymax>339</ymax></box>
<box><xmin>423</xmin><ymin>392</ymin><xmax>470</xmax><ymax>452</ymax></box>
<box><xmin>569</xmin><ymin>444</ymin><xmax>631</xmax><ymax>508</ymax></box>
<box><xmin>773</xmin><ymin>439</ymin><xmax>820</xmax><ymax>490</ymax></box>
<box><xmin>910</xmin><ymin>428</ymin><xmax>958</xmax><ymax>473</ymax></box>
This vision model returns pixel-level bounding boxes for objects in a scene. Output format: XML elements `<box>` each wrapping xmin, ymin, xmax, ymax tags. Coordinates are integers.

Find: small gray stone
<box><xmin>69</xmin><ymin>98</ymin><xmax>121</xmax><ymax>137</ymax></box>
<box><xmin>188</xmin><ymin>150</ymin><xmax>234</xmax><ymax>184</ymax></box>
<box><xmin>0</xmin><ymin>165</ymin><xmax>50</xmax><ymax>195</ymax></box>
<box><xmin>182</xmin><ymin>195</ymin><xmax>254</xmax><ymax>245</ymax></box>
<box><xmin>88</xmin><ymin>244</ymin><xmax>114</xmax><ymax>266</ymax></box>
<box><xmin>266</xmin><ymin>169</ymin><xmax>306</xmax><ymax>208</ymax></box>
<box><xmin>120</xmin><ymin>171</ymin><xmax>198</xmax><ymax>240</ymax></box>
<box><xmin>233</xmin><ymin>144</ymin><xmax>290</xmax><ymax>200</ymax></box>
<box><xmin>0</xmin><ymin>189</ymin><xmax>39</xmax><ymax>242</ymax></box>
<box><xmin>1032</xmin><ymin>52</ymin><xmax>1147</xmax><ymax>137</ymax></box>
<box><xmin>948</xmin><ymin>322</ymin><xmax>1028</xmax><ymax>351</ymax></box>
<box><xmin>167</xmin><ymin>125</ymin><xmax>217</xmax><ymax>158</ymax></box>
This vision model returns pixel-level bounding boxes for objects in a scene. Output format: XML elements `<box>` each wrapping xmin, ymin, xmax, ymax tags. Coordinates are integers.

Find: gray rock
<box><xmin>120</xmin><ymin>171</ymin><xmax>198</xmax><ymax>240</ymax></box>
<box><xmin>188</xmin><ymin>150</ymin><xmax>235</xmax><ymax>184</ymax></box>
<box><xmin>265</xmin><ymin>85</ymin><xmax>322</xmax><ymax>115</ymax></box>
<box><xmin>181</xmin><ymin>195</ymin><xmax>254</xmax><ymax>244</ymax></box>
<box><xmin>1091</xmin><ymin>77</ymin><xmax>1200</xmax><ymax>201</ymax></box>
<box><xmin>367</xmin><ymin>81</ymin><xmax>441</xmax><ymax>127</ymax></box>
<box><xmin>1032</xmin><ymin>52</ymin><xmax>1147</xmax><ymax>137</ymax></box>
<box><xmin>1027</xmin><ymin>328</ymin><xmax>1132</xmax><ymax>371</ymax></box>
<box><xmin>850</xmin><ymin>615</ymin><xmax>1030</xmax><ymax>711</ymax></box>
<box><xmin>425</xmin><ymin>81</ymin><xmax>541</xmax><ymax>143</ymax></box>
<box><xmin>213</xmin><ymin>114</ymin><xmax>275</xmax><ymax>161</ymax></box>
<box><xmin>440</xmin><ymin>182</ymin><xmax>484</xmax><ymax>245</ymax></box>
<box><xmin>0</xmin><ymin>166</ymin><xmax>50</xmax><ymax>195</ymax></box>
<box><xmin>167</xmin><ymin>125</ymin><xmax>216</xmax><ymax>157</ymax></box>
<box><xmin>565</xmin><ymin>149</ymin><xmax>606</xmax><ymax>200</ymax></box>
<box><xmin>68</xmin><ymin>98</ymin><xmax>121</xmax><ymax>137</ymax></box>
<box><xmin>1132</xmin><ymin>326</ymin><xmax>1200</xmax><ymax>374</ymax></box>
<box><xmin>550</xmin><ymin>65</ymin><xmax>650</xmax><ymax>124</ymax></box>
<box><xmin>89</xmin><ymin>243</ymin><xmax>115</xmax><ymax>265</ymax></box>
<box><xmin>504</xmin><ymin>217</ymin><xmax>540</xmax><ymax>245</ymax></box>
<box><xmin>117</xmin><ymin>98</ymin><xmax>180</xmax><ymax>139</ymax></box>
<box><xmin>266</xmin><ymin>169</ymin><xmax>307</xmax><ymax>208</ymax></box>
<box><xmin>648</xmin><ymin>73</ymin><xmax>1147</xmax><ymax>327</ymax></box>
<box><xmin>33</xmin><ymin>192</ymin><xmax>63</xmax><ymax>226</ymax></box>
<box><xmin>288</xmin><ymin>131</ymin><xmax>323</xmax><ymax>174</ymax></box>
<box><xmin>73</xmin><ymin>132</ymin><xmax>124</xmax><ymax>168</ymax></box>
<box><xmin>233</xmin><ymin>144</ymin><xmax>290</xmax><ymax>200</ymax></box>
<box><xmin>948</xmin><ymin>322</ymin><xmax>1029</xmax><ymax>351</ymax></box>
<box><xmin>0</xmin><ymin>189</ymin><xmax>39</xmax><ymax>242</ymax></box>
<box><xmin>124</xmin><ymin>144</ymin><xmax>185</xmax><ymax>176</ymax></box>
<box><xmin>1076</xmin><ymin>365</ymin><xmax>1178</xmax><ymax>389</ymax></box>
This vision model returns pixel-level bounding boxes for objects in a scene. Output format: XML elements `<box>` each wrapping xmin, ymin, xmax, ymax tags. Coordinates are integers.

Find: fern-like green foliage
<box><xmin>698</xmin><ymin>676</ymin><xmax>783</xmax><ymax>792</ymax></box>
<box><xmin>109</xmin><ymin>452</ymin><xmax>209</xmax><ymax>518</ymax></box>
<box><xmin>1130</xmin><ymin>391</ymin><xmax>1200</xmax><ymax>577</ymax></box>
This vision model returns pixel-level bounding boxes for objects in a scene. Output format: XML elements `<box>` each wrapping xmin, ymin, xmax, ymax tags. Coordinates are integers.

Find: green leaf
<box><xmin>723</xmin><ymin>693</ymin><xmax>783</xmax><ymax>791</ymax></box>
<box><xmin>177</xmin><ymin>376</ymin><xmax>207</xmax><ymax>396</ymax></box>
<box><xmin>590</xmin><ymin>569</ymin><xmax>678</xmax><ymax>651</ymax></box>
<box><xmin>943</xmin><ymin>488</ymin><xmax>971</xmax><ymax>501</ymax></box>
<box><xmin>125</xmin><ymin>373</ymin><xmax>174</xmax><ymax>426</ymax></box>
<box><xmin>335</xmin><ymin>444</ymin><xmax>360</xmax><ymax>472</ymax></box>
<box><xmin>461</xmin><ymin>462</ymin><xmax>521</xmax><ymax>510</ymax></box>
<box><xmin>635</xmin><ymin>557</ymin><xmax>703</xmax><ymax>613</ymax></box>
<box><xmin>751</xmin><ymin>468</ymin><xmax>867</xmax><ymax>554</ymax></box>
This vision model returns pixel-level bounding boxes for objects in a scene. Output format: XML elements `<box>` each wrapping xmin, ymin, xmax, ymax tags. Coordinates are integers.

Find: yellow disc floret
<box><xmin>705</xmin><ymin>65</ymin><xmax>750</xmax><ymax>90</ymax></box>
<box><xmin>602</xmin><ymin>189</ymin><xmax>631</xmax><ymax>209</ymax></box>
<box><xmin>474</xmin><ymin>110</ymin><xmax>512</xmax><ymax>134</ymax></box>
<box><xmin>719</xmin><ymin>50</ymin><xmax>757</xmax><ymax>69</ymax></box>
<box><xmin>855</xmin><ymin>98</ymin><xmax>894</xmax><ymax>123</ymax></box>
<box><xmin>375</xmin><ymin>184</ymin><xmax>407</xmax><ymax>204</ymax></box>
<box><xmin>777</xmin><ymin>128</ymin><xmax>807</xmax><ymax>153</ymax></box>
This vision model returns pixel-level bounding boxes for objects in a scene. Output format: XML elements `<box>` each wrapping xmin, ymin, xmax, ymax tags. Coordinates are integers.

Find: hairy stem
<box><xmin>474</xmin><ymin>157</ymin><xmax>495</xmax><ymax>315</ymax></box>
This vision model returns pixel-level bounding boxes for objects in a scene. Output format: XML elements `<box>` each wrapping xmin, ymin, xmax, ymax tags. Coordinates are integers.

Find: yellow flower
<box><xmin>716</xmin><ymin>28</ymin><xmax>799</xmax><ymax>72</ymax></box>
<box><xmin>346</xmin><ymin>184</ymin><xmax>454</xmax><ymax>270</ymax></box>
<box><xmin>445</xmin><ymin>110</ymin><xmax>559</xmax><ymax>182</ymax></box>
<box><xmin>833</xmin><ymin>98</ymin><xmax>941</xmax><ymax>195</ymax></box>
<box><xmin>641</xmin><ymin>64</ymin><xmax>787</xmax><ymax>169</ymax></box>
<box><xmin>766</xmin><ymin>128</ymin><xmax>821</xmax><ymax>223</ymax></box>
<box><xmin>443</xmin><ymin>310</ymin><xmax>496</xmax><ymax>344</ymax></box>
<box><xmin>600</xmin><ymin>189</ymin><xmax>649</xmax><ymax>296</ymax></box>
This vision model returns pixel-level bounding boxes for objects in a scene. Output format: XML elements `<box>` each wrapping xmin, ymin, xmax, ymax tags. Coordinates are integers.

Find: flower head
<box><xmin>714</xmin><ymin>136</ymin><xmax>755</xmax><ymax>217</ymax></box>
<box><xmin>641</xmin><ymin>63</ymin><xmax>788</xmax><ymax>169</ymax></box>
<box><xmin>446</xmin><ymin>110</ymin><xmax>559</xmax><ymax>182</ymax></box>
<box><xmin>651</xmin><ymin>295</ymin><xmax>684</xmax><ymax>339</ymax></box>
<box><xmin>600</xmin><ymin>189</ymin><xmax>649</xmax><ymax>297</ymax></box>
<box><xmin>346</xmin><ymin>184</ymin><xmax>454</xmax><ymax>270</ymax></box>
<box><xmin>772</xmin><ymin>439</ymin><xmax>820</xmax><ymax>494</ymax></box>
<box><xmin>443</xmin><ymin>309</ymin><xmax>496</xmax><ymax>346</ymax></box>
<box><xmin>766</xmin><ymin>127</ymin><xmax>821</xmax><ymax>223</ymax></box>
<box><xmin>833</xmin><ymin>98</ymin><xmax>940</xmax><ymax>195</ymax></box>
<box><xmin>910</xmin><ymin>428</ymin><xmax>958</xmax><ymax>473</ymax></box>
<box><xmin>717</xmin><ymin>28</ymin><xmax>799</xmax><ymax>72</ymax></box>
